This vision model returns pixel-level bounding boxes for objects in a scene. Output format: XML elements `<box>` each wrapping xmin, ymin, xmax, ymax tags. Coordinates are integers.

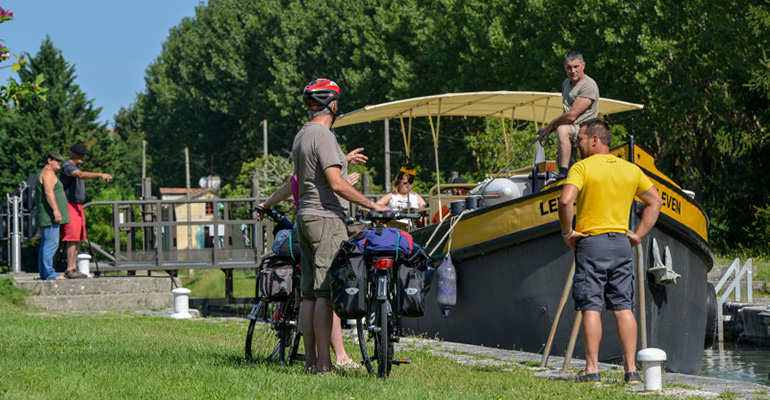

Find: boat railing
<box><xmin>715</xmin><ymin>258</ymin><xmax>754</xmax><ymax>342</ymax></box>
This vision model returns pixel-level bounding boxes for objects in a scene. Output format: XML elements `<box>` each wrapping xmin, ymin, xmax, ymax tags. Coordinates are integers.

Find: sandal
<box><xmin>335</xmin><ymin>358</ymin><xmax>363</xmax><ymax>369</ymax></box>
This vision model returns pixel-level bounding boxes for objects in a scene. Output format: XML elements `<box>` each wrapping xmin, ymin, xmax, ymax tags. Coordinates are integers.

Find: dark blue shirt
<box><xmin>60</xmin><ymin>160</ymin><xmax>85</xmax><ymax>204</ymax></box>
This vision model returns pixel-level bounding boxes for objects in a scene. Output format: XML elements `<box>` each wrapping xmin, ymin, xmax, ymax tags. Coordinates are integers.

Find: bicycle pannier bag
<box><xmin>355</xmin><ymin>226</ymin><xmax>414</xmax><ymax>258</ymax></box>
<box><xmin>258</xmin><ymin>258</ymin><xmax>294</xmax><ymax>300</ymax></box>
<box><xmin>396</xmin><ymin>247</ymin><xmax>435</xmax><ymax>318</ymax></box>
<box><xmin>330</xmin><ymin>239</ymin><xmax>368</xmax><ymax>319</ymax></box>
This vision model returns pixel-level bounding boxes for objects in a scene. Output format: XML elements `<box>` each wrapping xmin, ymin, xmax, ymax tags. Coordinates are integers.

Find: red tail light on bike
<box><xmin>373</xmin><ymin>258</ymin><xmax>394</xmax><ymax>270</ymax></box>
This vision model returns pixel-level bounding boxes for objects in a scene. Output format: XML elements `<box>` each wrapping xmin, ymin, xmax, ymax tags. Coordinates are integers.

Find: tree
<box><xmin>134</xmin><ymin>0</ymin><xmax>770</xmax><ymax>255</ymax></box>
<box><xmin>0</xmin><ymin>6</ymin><xmax>48</xmax><ymax>110</ymax></box>
<box><xmin>0</xmin><ymin>36</ymin><xmax>105</xmax><ymax>195</ymax></box>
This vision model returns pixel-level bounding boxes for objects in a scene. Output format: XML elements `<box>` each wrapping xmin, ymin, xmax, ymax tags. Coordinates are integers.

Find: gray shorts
<box><xmin>297</xmin><ymin>214</ymin><xmax>348</xmax><ymax>300</ymax></box>
<box><xmin>572</xmin><ymin>232</ymin><xmax>634</xmax><ymax>312</ymax></box>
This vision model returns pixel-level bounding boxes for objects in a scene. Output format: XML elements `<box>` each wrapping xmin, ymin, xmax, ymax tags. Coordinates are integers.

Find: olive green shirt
<box><xmin>35</xmin><ymin>170</ymin><xmax>70</xmax><ymax>227</ymax></box>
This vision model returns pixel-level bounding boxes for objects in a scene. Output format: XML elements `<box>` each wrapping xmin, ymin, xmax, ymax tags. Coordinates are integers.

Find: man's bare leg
<box><xmin>613</xmin><ymin>309</ymin><xmax>638</xmax><ymax>373</ymax></box>
<box><xmin>314</xmin><ymin>298</ymin><xmax>334</xmax><ymax>372</ymax></box>
<box><xmin>300</xmin><ymin>299</ymin><xmax>317</xmax><ymax>371</ymax></box>
<box><xmin>65</xmin><ymin>241</ymin><xmax>81</xmax><ymax>272</ymax></box>
<box><xmin>581</xmin><ymin>310</ymin><xmax>603</xmax><ymax>374</ymax></box>
<box><xmin>556</xmin><ymin>124</ymin><xmax>573</xmax><ymax>170</ymax></box>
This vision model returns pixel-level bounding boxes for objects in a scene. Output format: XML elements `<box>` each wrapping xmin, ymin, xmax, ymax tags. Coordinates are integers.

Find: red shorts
<box><xmin>61</xmin><ymin>203</ymin><xmax>87</xmax><ymax>241</ymax></box>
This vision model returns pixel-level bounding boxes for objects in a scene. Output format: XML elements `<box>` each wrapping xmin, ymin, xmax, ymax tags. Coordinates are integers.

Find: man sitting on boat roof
<box><xmin>537</xmin><ymin>50</ymin><xmax>600</xmax><ymax>180</ymax></box>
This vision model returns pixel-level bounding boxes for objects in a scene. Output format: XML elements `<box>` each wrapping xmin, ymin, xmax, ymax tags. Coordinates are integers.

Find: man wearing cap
<box><xmin>294</xmin><ymin>78</ymin><xmax>389</xmax><ymax>373</ymax></box>
<box><xmin>36</xmin><ymin>151</ymin><xmax>70</xmax><ymax>280</ymax></box>
<box><xmin>60</xmin><ymin>144</ymin><xmax>112</xmax><ymax>279</ymax></box>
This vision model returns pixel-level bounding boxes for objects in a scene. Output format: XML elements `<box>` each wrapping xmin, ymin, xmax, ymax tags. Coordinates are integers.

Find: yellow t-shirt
<box><xmin>564</xmin><ymin>154</ymin><xmax>654</xmax><ymax>236</ymax></box>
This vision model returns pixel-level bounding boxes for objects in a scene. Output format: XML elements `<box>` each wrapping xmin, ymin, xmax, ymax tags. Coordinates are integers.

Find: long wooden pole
<box><xmin>185</xmin><ymin>147</ymin><xmax>193</xmax><ymax>278</ymax></box>
<box><xmin>540</xmin><ymin>259</ymin><xmax>577</xmax><ymax>367</ymax></box>
<box><xmin>384</xmin><ymin>119</ymin><xmax>391</xmax><ymax>192</ymax></box>
<box><xmin>263</xmin><ymin>119</ymin><xmax>268</xmax><ymax>157</ymax></box>
<box><xmin>562</xmin><ymin>311</ymin><xmax>583</xmax><ymax>371</ymax></box>
<box><xmin>637</xmin><ymin>245</ymin><xmax>647</xmax><ymax>348</ymax></box>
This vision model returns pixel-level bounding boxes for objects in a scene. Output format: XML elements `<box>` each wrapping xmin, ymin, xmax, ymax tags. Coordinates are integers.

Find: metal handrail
<box><xmin>716</xmin><ymin>258</ymin><xmax>753</xmax><ymax>342</ymax></box>
<box><xmin>82</xmin><ymin>197</ymin><xmax>273</xmax><ymax>272</ymax></box>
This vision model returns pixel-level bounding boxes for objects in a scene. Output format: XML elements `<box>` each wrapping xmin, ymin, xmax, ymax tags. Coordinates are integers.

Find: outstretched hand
<box><xmin>346</xmin><ymin>148</ymin><xmax>368</xmax><ymax>165</ymax></box>
<box><xmin>347</xmin><ymin>172</ymin><xmax>360</xmax><ymax>186</ymax></box>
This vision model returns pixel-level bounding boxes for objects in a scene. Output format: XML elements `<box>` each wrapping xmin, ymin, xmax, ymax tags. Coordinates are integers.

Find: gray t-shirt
<box><xmin>561</xmin><ymin>74</ymin><xmax>599</xmax><ymax>126</ymax></box>
<box><xmin>292</xmin><ymin>122</ymin><xmax>349</xmax><ymax>219</ymax></box>
<box><xmin>60</xmin><ymin>160</ymin><xmax>85</xmax><ymax>204</ymax></box>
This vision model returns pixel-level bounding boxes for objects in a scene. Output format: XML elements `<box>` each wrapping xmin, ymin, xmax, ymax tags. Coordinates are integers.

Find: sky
<box><xmin>0</xmin><ymin>0</ymin><xmax>202</xmax><ymax>125</ymax></box>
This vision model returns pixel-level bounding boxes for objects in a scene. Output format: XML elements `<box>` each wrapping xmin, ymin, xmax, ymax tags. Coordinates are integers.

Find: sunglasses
<box><xmin>396</xmin><ymin>172</ymin><xmax>415</xmax><ymax>184</ymax></box>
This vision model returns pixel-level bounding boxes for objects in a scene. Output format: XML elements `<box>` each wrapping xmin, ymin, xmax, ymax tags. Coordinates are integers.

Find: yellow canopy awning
<box><xmin>334</xmin><ymin>91</ymin><xmax>643</xmax><ymax>128</ymax></box>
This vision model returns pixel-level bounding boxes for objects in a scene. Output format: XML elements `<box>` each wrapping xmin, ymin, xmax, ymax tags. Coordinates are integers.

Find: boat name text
<box><xmin>658</xmin><ymin>189</ymin><xmax>682</xmax><ymax>215</ymax></box>
<box><xmin>539</xmin><ymin>197</ymin><xmax>559</xmax><ymax>216</ymax></box>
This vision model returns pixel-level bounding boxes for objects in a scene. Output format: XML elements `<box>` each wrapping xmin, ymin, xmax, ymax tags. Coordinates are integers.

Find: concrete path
<box><xmin>394</xmin><ymin>337</ymin><xmax>770</xmax><ymax>399</ymax></box>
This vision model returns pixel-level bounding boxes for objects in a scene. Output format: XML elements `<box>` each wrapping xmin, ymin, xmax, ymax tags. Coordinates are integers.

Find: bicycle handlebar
<box><xmin>253</xmin><ymin>205</ymin><xmax>285</xmax><ymax>223</ymax></box>
<box><xmin>366</xmin><ymin>210</ymin><xmax>421</xmax><ymax>221</ymax></box>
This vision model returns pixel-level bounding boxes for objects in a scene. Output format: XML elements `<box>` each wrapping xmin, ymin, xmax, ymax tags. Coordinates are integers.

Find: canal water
<box><xmin>700</xmin><ymin>342</ymin><xmax>770</xmax><ymax>385</ymax></box>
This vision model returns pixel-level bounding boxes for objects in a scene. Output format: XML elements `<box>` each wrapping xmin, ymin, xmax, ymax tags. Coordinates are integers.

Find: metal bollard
<box><xmin>637</xmin><ymin>348</ymin><xmax>667</xmax><ymax>392</ymax></box>
<box><xmin>170</xmin><ymin>288</ymin><xmax>193</xmax><ymax>319</ymax></box>
<box><xmin>77</xmin><ymin>253</ymin><xmax>92</xmax><ymax>277</ymax></box>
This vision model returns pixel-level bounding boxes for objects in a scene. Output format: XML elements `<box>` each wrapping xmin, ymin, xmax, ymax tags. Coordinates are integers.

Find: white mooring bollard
<box><xmin>77</xmin><ymin>253</ymin><xmax>92</xmax><ymax>277</ymax></box>
<box><xmin>637</xmin><ymin>348</ymin><xmax>667</xmax><ymax>392</ymax></box>
<box><xmin>170</xmin><ymin>288</ymin><xmax>193</xmax><ymax>319</ymax></box>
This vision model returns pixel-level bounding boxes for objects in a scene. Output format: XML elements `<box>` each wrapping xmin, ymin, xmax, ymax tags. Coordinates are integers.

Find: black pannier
<box><xmin>329</xmin><ymin>239</ymin><xmax>368</xmax><ymax>319</ymax></box>
<box><xmin>396</xmin><ymin>247</ymin><xmax>435</xmax><ymax>318</ymax></box>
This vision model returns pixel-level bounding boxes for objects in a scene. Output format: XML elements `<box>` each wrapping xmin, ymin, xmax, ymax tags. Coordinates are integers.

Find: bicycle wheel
<box><xmin>246</xmin><ymin>300</ymin><xmax>283</xmax><ymax>361</ymax></box>
<box><xmin>376</xmin><ymin>299</ymin><xmax>393</xmax><ymax>378</ymax></box>
<box><xmin>288</xmin><ymin>322</ymin><xmax>303</xmax><ymax>365</ymax></box>
<box><xmin>357</xmin><ymin>286</ymin><xmax>377</xmax><ymax>375</ymax></box>
<box><xmin>278</xmin><ymin>294</ymin><xmax>298</xmax><ymax>363</ymax></box>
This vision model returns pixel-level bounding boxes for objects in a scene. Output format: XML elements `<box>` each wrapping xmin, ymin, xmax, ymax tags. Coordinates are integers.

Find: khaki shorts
<box><xmin>297</xmin><ymin>214</ymin><xmax>348</xmax><ymax>300</ymax></box>
<box><xmin>566</xmin><ymin>124</ymin><xmax>580</xmax><ymax>145</ymax></box>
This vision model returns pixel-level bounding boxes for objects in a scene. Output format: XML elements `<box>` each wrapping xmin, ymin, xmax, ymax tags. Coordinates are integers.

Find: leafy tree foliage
<box><xmin>136</xmin><ymin>0</ymin><xmax>770</xmax><ymax>255</ymax></box>
<box><xmin>0</xmin><ymin>37</ymin><xmax>141</xmax><ymax>203</ymax></box>
<box><xmin>0</xmin><ymin>37</ymin><xmax>104</xmax><ymax>195</ymax></box>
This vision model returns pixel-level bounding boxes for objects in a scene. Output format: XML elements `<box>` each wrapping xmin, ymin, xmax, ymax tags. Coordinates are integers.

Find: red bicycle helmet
<box><xmin>303</xmin><ymin>78</ymin><xmax>341</xmax><ymax>112</ymax></box>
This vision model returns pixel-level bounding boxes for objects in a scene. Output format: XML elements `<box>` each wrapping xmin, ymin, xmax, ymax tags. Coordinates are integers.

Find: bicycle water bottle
<box><xmin>436</xmin><ymin>253</ymin><xmax>456</xmax><ymax>318</ymax></box>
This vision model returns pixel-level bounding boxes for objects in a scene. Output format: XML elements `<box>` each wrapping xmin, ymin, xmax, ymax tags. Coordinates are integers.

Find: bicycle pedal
<box><xmin>390</xmin><ymin>358</ymin><xmax>411</xmax><ymax>365</ymax></box>
<box><xmin>293</xmin><ymin>354</ymin><xmax>305</xmax><ymax>361</ymax></box>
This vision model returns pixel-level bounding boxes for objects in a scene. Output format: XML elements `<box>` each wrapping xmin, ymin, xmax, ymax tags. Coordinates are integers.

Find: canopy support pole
<box><xmin>500</xmin><ymin>112</ymin><xmax>510</xmax><ymax>162</ymax></box>
<box><xmin>426</xmin><ymin>100</ymin><xmax>444</xmax><ymax>220</ymax></box>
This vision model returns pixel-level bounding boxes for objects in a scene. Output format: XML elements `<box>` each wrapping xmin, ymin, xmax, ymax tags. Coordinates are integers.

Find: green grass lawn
<box><xmin>181</xmin><ymin>268</ymin><xmax>257</xmax><ymax>298</ymax></box>
<box><xmin>0</xmin><ymin>277</ymin><xmax>683</xmax><ymax>400</ymax></box>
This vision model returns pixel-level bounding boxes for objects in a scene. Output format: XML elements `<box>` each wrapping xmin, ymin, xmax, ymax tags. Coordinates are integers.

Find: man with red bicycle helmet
<box><xmin>293</xmin><ymin>78</ymin><xmax>389</xmax><ymax>373</ymax></box>
<box><xmin>303</xmin><ymin>78</ymin><xmax>340</xmax><ymax>115</ymax></box>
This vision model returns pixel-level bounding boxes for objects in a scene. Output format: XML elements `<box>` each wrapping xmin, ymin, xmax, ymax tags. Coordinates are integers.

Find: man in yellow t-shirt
<box><xmin>558</xmin><ymin>119</ymin><xmax>662</xmax><ymax>384</ymax></box>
